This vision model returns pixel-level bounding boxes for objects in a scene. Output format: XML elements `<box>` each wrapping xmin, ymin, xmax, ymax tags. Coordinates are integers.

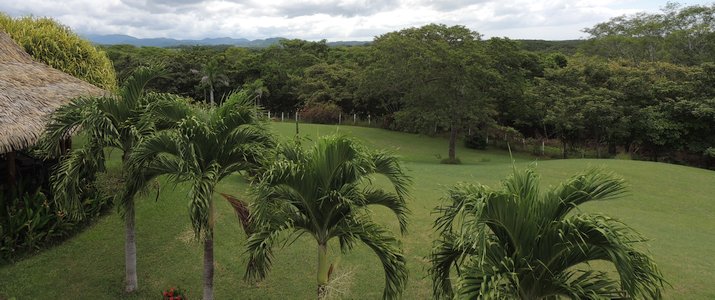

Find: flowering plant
<box><xmin>162</xmin><ymin>287</ymin><xmax>186</xmax><ymax>300</ymax></box>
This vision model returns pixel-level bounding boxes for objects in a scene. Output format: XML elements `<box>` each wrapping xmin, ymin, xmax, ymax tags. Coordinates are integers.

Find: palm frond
<box><xmin>337</xmin><ymin>220</ymin><xmax>408</xmax><ymax>300</ymax></box>
<box><xmin>244</xmin><ymin>225</ymin><xmax>293</xmax><ymax>281</ymax></box>
<box><xmin>549</xmin><ymin>270</ymin><xmax>624</xmax><ymax>299</ymax></box>
<box><xmin>371</xmin><ymin>151</ymin><xmax>412</xmax><ymax>200</ymax></box>
<box><xmin>143</xmin><ymin>92</ymin><xmax>193</xmax><ymax>130</ymax></box>
<box><xmin>50</xmin><ymin>146</ymin><xmax>102</xmax><ymax>219</ymax></box>
<box><xmin>220</xmin><ymin>193</ymin><xmax>253</xmax><ymax>236</ymax></box>
<box><xmin>360</xmin><ymin>189</ymin><xmax>409</xmax><ymax>234</ymax></box>
<box><xmin>429</xmin><ymin>233</ymin><xmax>473</xmax><ymax>299</ymax></box>
<box><xmin>36</xmin><ymin>96</ymin><xmax>96</xmax><ymax>157</ymax></box>
<box><xmin>547</xmin><ymin>168</ymin><xmax>628</xmax><ymax>219</ymax></box>
<box><xmin>119</xmin><ymin>66</ymin><xmax>163</xmax><ymax>107</ymax></box>
<box><xmin>430</xmin><ymin>168</ymin><xmax>664</xmax><ymax>299</ymax></box>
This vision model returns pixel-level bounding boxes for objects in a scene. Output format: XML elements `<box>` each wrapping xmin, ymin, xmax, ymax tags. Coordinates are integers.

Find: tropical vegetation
<box><xmin>4</xmin><ymin>123</ymin><xmax>715</xmax><ymax>299</ymax></box>
<box><xmin>36</xmin><ymin>67</ymin><xmax>182</xmax><ymax>292</ymax></box>
<box><xmin>126</xmin><ymin>91</ymin><xmax>273</xmax><ymax>300</ymax></box>
<box><xmin>430</xmin><ymin>168</ymin><xmax>664</xmax><ymax>299</ymax></box>
<box><xmin>245</xmin><ymin>135</ymin><xmax>410</xmax><ymax>299</ymax></box>
<box><xmin>6</xmin><ymin>2</ymin><xmax>715</xmax><ymax>299</ymax></box>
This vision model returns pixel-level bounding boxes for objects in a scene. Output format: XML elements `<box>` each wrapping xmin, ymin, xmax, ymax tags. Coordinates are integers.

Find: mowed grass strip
<box><xmin>1</xmin><ymin>122</ymin><xmax>714</xmax><ymax>299</ymax></box>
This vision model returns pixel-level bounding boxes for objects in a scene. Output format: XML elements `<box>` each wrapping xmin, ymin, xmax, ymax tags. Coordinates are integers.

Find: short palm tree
<box><xmin>38</xmin><ymin>67</ymin><xmax>181</xmax><ymax>293</ymax></box>
<box><xmin>127</xmin><ymin>91</ymin><xmax>273</xmax><ymax>300</ymax></box>
<box><xmin>429</xmin><ymin>168</ymin><xmax>665</xmax><ymax>299</ymax></box>
<box><xmin>245</xmin><ymin>135</ymin><xmax>411</xmax><ymax>299</ymax></box>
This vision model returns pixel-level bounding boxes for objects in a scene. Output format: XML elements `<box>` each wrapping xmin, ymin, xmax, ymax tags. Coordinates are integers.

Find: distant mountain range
<box><xmin>83</xmin><ymin>34</ymin><xmax>369</xmax><ymax>48</ymax></box>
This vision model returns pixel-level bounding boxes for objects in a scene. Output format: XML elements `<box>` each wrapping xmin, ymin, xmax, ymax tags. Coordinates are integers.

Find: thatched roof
<box><xmin>0</xmin><ymin>30</ymin><xmax>104</xmax><ymax>154</ymax></box>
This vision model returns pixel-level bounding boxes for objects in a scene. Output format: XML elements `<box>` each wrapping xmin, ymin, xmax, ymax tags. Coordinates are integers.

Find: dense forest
<box><xmin>103</xmin><ymin>3</ymin><xmax>715</xmax><ymax>168</ymax></box>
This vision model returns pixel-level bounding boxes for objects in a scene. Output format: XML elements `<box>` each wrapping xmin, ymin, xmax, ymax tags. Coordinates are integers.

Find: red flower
<box><xmin>163</xmin><ymin>291</ymin><xmax>169</xmax><ymax>297</ymax></box>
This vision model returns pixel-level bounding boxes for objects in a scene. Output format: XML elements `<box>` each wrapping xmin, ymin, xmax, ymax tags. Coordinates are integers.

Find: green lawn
<box><xmin>1</xmin><ymin>122</ymin><xmax>714</xmax><ymax>299</ymax></box>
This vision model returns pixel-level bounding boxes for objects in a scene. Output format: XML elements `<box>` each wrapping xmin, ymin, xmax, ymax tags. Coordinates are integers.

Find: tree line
<box><xmin>103</xmin><ymin>2</ymin><xmax>715</xmax><ymax>168</ymax></box>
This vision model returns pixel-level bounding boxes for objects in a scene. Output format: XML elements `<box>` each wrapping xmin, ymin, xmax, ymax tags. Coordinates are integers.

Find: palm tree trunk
<box><xmin>203</xmin><ymin>233</ymin><xmax>215</xmax><ymax>300</ymax></box>
<box><xmin>209</xmin><ymin>86</ymin><xmax>215</xmax><ymax>106</ymax></box>
<box><xmin>124</xmin><ymin>203</ymin><xmax>138</xmax><ymax>292</ymax></box>
<box><xmin>317</xmin><ymin>243</ymin><xmax>329</xmax><ymax>299</ymax></box>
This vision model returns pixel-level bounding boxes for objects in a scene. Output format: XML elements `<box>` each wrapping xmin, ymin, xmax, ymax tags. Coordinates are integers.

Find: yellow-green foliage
<box><xmin>0</xmin><ymin>13</ymin><xmax>117</xmax><ymax>90</ymax></box>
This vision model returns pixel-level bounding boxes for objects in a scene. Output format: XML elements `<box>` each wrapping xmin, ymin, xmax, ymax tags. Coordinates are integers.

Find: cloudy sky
<box><xmin>1</xmin><ymin>0</ymin><xmax>712</xmax><ymax>41</ymax></box>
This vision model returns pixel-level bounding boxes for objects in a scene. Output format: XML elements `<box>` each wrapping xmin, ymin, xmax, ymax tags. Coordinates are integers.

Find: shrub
<box><xmin>299</xmin><ymin>102</ymin><xmax>342</xmax><ymax>124</ymax></box>
<box><xmin>0</xmin><ymin>180</ymin><xmax>112</xmax><ymax>264</ymax></box>
<box><xmin>162</xmin><ymin>287</ymin><xmax>187</xmax><ymax>300</ymax></box>
<box><xmin>464</xmin><ymin>132</ymin><xmax>488</xmax><ymax>150</ymax></box>
<box><xmin>0</xmin><ymin>13</ymin><xmax>117</xmax><ymax>90</ymax></box>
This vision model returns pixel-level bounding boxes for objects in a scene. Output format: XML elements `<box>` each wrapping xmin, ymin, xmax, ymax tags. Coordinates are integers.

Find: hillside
<box><xmin>1</xmin><ymin>123</ymin><xmax>713</xmax><ymax>299</ymax></box>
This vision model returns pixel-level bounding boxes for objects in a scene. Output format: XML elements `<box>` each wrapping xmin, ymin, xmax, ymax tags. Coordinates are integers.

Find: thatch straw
<box><xmin>0</xmin><ymin>30</ymin><xmax>104</xmax><ymax>154</ymax></box>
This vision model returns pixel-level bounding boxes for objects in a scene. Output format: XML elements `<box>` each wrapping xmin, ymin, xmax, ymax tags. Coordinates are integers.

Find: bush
<box><xmin>299</xmin><ymin>102</ymin><xmax>342</xmax><ymax>124</ymax></box>
<box><xmin>0</xmin><ymin>180</ymin><xmax>112</xmax><ymax>264</ymax></box>
<box><xmin>464</xmin><ymin>132</ymin><xmax>488</xmax><ymax>150</ymax></box>
<box><xmin>0</xmin><ymin>13</ymin><xmax>117</xmax><ymax>90</ymax></box>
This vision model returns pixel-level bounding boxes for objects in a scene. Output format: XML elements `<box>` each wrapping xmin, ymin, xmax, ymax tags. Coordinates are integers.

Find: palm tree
<box><xmin>192</xmin><ymin>59</ymin><xmax>229</xmax><ymax>106</ymax></box>
<box><xmin>127</xmin><ymin>91</ymin><xmax>273</xmax><ymax>300</ymax></box>
<box><xmin>37</xmin><ymin>67</ymin><xmax>183</xmax><ymax>293</ymax></box>
<box><xmin>245</xmin><ymin>135</ymin><xmax>411</xmax><ymax>299</ymax></box>
<box><xmin>429</xmin><ymin>168</ymin><xmax>665</xmax><ymax>299</ymax></box>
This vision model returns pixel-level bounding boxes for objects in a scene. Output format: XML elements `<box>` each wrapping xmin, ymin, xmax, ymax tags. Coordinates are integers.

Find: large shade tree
<box><xmin>245</xmin><ymin>135</ymin><xmax>411</xmax><ymax>299</ymax></box>
<box><xmin>38</xmin><ymin>67</ymin><xmax>181</xmax><ymax>292</ymax></box>
<box><xmin>127</xmin><ymin>91</ymin><xmax>273</xmax><ymax>300</ymax></box>
<box><xmin>429</xmin><ymin>168</ymin><xmax>664</xmax><ymax>299</ymax></box>
<box><xmin>369</xmin><ymin>23</ymin><xmax>495</xmax><ymax>163</ymax></box>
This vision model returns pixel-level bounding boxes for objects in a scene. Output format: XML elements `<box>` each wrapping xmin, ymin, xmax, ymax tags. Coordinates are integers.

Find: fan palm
<box><xmin>245</xmin><ymin>135</ymin><xmax>411</xmax><ymax>299</ymax></box>
<box><xmin>127</xmin><ymin>91</ymin><xmax>273</xmax><ymax>300</ymax></box>
<box><xmin>37</xmin><ymin>67</ymin><xmax>184</xmax><ymax>293</ymax></box>
<box><xmin>429</xmin><ymin>168</ymin><xmax>665</xmax><ymax>299</ymax></box>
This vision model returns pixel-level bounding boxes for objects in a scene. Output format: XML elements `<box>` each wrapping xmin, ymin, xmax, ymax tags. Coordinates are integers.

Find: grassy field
<box><xmin>1</xmin><ymin>122</ymin><xmax>714</xmax><ymax>299</ymax></box>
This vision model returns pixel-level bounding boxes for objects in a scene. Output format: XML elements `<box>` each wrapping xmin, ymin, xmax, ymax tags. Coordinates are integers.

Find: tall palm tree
<box><xmin>429</xmin><ymin>168</ymin><xmax>665</xmax><ymax>299</ymax></box>
<box><xmin>245</xmin><ymin>135</ymin><xmax>411</xmax><ymax>299</ymax></box>
<box><xmin>37</xmin><ymin>67</ymin><xmax>183</xmax><ymax>293</ymax></box>
<box><xmin>127</xmin><ymin>91</ymin><xmax>273</xmax><ymax>300</ymax></box>
<box><xmin>192</xmin><ymin>59</ymin><xmax>229</xmax><ymax>106</ymax></box>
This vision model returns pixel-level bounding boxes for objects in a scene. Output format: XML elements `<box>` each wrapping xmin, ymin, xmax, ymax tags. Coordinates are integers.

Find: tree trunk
<box><xmin>608</xmin><ymin>142</ymin><xmax>617</xmax><ymax>155</ymax></box>
<box><xmin>448</xmin><ymin>126</ymin><xmax>457</xmax><ymax>161</ymax></box>
<box><xmin>5</xmin><ymin>151</ymin><xmax>16</xmax><ymax>190</ymax></box>
<box><xmin>562</xmin><ymin>140</ymin><xmax>568</xmax><ymax>159</ymax></box>
<box><xmin>209</xmin><ymin>86</ymin><xmax>215</xmax><ymax>106</ymax></box>
<box><xmin>124</xmin><ymin>203</ymin><xmax>138</xmax><ymax>292</ymax></box>
<box><xmin>317</xmin><ymin>243</ymin><xmax>329</xmax><ymax>299</ymax></box>
<box><xmin>203</xmin><ymin>233</ymin><xmax>215</xmax><ymax>300</ymax></box>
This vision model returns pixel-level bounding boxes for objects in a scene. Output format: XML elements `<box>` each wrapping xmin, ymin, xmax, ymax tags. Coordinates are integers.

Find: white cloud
<box><xmin>1</xmin><ymin>0</ymin><xmax>711</xmax><ymax>41</ymax></box>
